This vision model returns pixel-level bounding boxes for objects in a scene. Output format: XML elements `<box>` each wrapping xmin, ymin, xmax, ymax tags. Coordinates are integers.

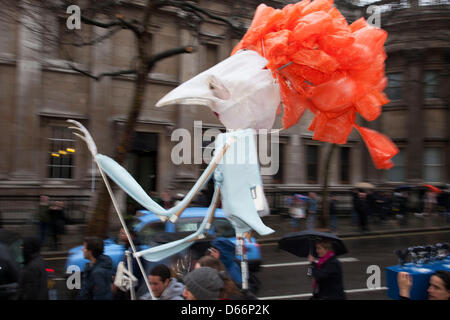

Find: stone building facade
<box><xmin>0</xmin><ymin>0</ymin><xmax>448</xmax><ymax>217</ymax></box>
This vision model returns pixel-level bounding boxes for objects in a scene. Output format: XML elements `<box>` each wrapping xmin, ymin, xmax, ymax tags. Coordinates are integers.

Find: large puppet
<box><xmin>69</xmin><ymin>0</ymin><xmax>398</xmax><ymax>298</ymax></box>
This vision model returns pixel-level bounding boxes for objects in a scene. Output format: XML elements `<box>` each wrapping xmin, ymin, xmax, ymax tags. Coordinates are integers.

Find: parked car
<box><xmin>65</xmin><ymin>207</ymin><xmax>262</xmax><ymax>274</ymax></box>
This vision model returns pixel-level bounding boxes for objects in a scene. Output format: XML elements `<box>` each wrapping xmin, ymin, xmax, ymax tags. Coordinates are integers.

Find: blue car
<box><xmin>65</xmin><ymin>207</ymin><xmax>262</xmax><ymax>274</ymax></box>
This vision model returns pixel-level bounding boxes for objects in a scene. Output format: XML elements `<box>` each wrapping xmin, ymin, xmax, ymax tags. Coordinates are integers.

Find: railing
<box><xmin>264</xmin><ymin>188</ymin><xmax>354</xmax><ymax>216</ymax></box>
<box><xmin>0</xmin><ymin>195</ymin><xmax>91</xmax><ymax>225</ymax></box>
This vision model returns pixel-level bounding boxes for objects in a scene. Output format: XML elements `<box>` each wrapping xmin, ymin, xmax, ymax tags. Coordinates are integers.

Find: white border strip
<box><xmin>258</xmin><ymin>287</ymin><xmax>388</xmax><ymax>300</ymax></box>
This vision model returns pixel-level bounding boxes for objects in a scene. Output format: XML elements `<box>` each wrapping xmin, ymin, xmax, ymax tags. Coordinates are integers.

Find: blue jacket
<box><xmin>212</xmin><ymin>238</ymin><xmax>242</xmax><ymax>285</ymax></box>
<box><xmin>78</xmin><ymin>255</ymin><xmax>114</xmax><ymax>300</ymax></box>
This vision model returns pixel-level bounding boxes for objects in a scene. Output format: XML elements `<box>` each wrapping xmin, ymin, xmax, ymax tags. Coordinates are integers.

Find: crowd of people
<box><xmin>73</xmin><ymin>234</ymin><xmax>259</xmax><ymax>301</ymax></box>
<box><xmin>288</xmin><ymin>187</ymin><xmax>450</xmax><ymax>234</ymax></box>
<box><xmin>351</xmin><ymin>187</ymin><xmax>450</xmax><ymax>231</ymax></box>
<box><xmin>72</xmin><ymin>235</ymin><xmax>357</xmax><ymax>301</ymax></box>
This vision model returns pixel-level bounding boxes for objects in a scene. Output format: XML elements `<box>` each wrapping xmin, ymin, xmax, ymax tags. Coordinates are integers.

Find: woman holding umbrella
<box><xmin>307</xmin><ymin>239</ymin><xmax>346</xmax><ymax>300</ymax></box>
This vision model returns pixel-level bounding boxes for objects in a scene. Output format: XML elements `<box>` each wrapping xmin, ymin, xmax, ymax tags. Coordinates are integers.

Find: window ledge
<box><xmin>424</xmin><ymin>98</ymin><xmax>446</xmax><ymax>108</ymax></box>
<box><xmin>0</xmin><ymin>53</ymin><xmax>17</xmax><ymax>66</ymax></box>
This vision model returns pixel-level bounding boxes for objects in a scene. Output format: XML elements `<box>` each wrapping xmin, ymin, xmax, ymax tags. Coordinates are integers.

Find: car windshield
<box><xmin>136</xmin><ymin>221</ymin><xmax>165</xmax><ymax>244</ymax></box>
<box><xmin>175</xmin><ymin>218</ymin><xmax>235</xmax><ymax>238</ymax></box>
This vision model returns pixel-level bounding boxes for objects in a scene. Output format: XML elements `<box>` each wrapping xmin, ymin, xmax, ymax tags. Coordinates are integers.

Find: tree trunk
<box><xmin>320</xmin><ymin>143</ymin><xmax>336</xmax><ymax>230</ymax></box>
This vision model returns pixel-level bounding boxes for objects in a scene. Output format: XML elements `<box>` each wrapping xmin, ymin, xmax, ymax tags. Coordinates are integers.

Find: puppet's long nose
<box><xmin>155</xmin><ymin>75</ymin><xmax>214</xmax><ymax>108</ymax></box>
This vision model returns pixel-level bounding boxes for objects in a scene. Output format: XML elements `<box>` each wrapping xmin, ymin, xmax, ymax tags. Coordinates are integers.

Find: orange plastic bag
<box><xmin>290</xmin><ymin>48</ymin><xmax>339</xmax><ymax>73</ymax></box>
<box><xmin>231</xmin><ymin>0</ymin><xmax>396</xmax><ymax>170</ymax></box>
<box><xmin>354</xmin><ymin>93</ymin><xmax>382</xmax><ymax>122</ymax></box>
<box><xmin>281</xmin><ymin>0</ymin><xmax>311</xmax><ymax>30</ymax></box>
<box><xmin>291</xmin><ymin>11</ymin><xmax>334</xmax><ymax>43</ymax></box>
<box><xmin>279</xmin><ymin>79</ymin><xmax>312</xmax><ymax>129</ymax></box>
<box><xmin>309</xmin><ymin>109</ymin><xmax>355</xmax><ymax>144</ymax></box>
<box><xmin>239</xmin><ymin>5</ymin><xmax>284</xmax><ymax>50</ymax></box>
<box><xmin>280</xmin><ymin>61</ymin><xmax>332</xmax><ymax>87</ymax></box>
<box><xmin>263</xmin><ymin>30</ymin><xmax>291</xmax><ymax>69</ymax></box>
<box><xmin>308</xmin><ymin>75</ymin><xmax>356</xmax><ymax>112</ymax></box>
<box><xmin>355</xmin><ymin>125</ymin><xmax>399</xmax><ymax>170</ymax></box>
<box><xmin>301</xmin><ymin>0</ymin><xmax>333</xmax><ymax>16</ymax></box>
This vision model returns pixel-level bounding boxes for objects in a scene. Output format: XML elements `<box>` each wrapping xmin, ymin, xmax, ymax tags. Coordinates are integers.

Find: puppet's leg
<box><xmin>236</xmin><ymin>233</ymin><xmax>249</xmax><ymax>291</ymax></box>
<box><xmin>94</xmin><ymin>143</ymin><xmax>157</xmax><ymax>299</ymax></box>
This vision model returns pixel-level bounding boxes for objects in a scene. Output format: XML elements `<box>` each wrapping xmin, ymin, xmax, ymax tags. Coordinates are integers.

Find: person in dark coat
<box><xmin>37</xmin><ymin>195</ymin><xmax>50</xmax><ymax>247</ymax></box>
<box><xmin>350</xmin><ymin>189</ymin><xmax>359</xmax><ymax>226</ymax></box>
<box><xmin>113</xmin><ymin>226</ymin><xmax>148</xmax><ymax>300</ymax></box>
<box><xmin>0</xmin><ymin>243</ymin><xmax>20</xmax><ymax>300</ymax></box>
<box><xmin>329</xmin><ymin>194</ymin><xmax>338</xmax><ymax>233</ymax></box>
<box><xmin>308</xmin><ymin>239</ymin><xmax>346</xmax><ymax>300</ymax></box>
<box><xmin>210</xmin><ymin>237</ymin><xmax>262</xmax><ymax>294</ymax></box>
<box><xmin>354</xmin><ymin>190</ymin><xmax>369</xmax><ymax>232</ymax></box>
<box><xmin>78</xmin><ymin>236</ymin><xmax>113</xmax><ymax>300</ymax></box>
<box><xmin>17</xmin><ymin>236</ymin><xmax>48</xmax><ymax>300</ymax></box>
<box><xmin>398</xmin><ymin>191</ymin><xmax>409</xmax><ymax>225</ymax></box>
<box><xmin>210</xmin><ymin>238</ymin><xmax>242</xmax><ymax>286</ymax></box>
<box><xmin>48</xmin><ymin>201</ymin><xmax>65</xmax><ymax>250</ymax></box>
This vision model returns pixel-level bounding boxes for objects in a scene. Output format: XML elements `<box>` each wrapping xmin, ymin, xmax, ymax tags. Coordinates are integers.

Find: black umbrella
<box><xmin>278</xmin><ymin>230</ymin><xmax>348</xmax><ymax>258</ymax></box>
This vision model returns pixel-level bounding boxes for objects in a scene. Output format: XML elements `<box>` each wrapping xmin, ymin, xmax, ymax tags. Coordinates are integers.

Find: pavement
<box><xmin>2</xmin><ymin>211</ymin><xmax>449</xmax><ymax>257</ymax></box>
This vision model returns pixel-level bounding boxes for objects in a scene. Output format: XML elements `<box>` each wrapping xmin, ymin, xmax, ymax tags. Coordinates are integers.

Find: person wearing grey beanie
<box><xmin>182</xmin><ymin>267</ymin><xmax>225</xmax><ymax>300</ymax></box>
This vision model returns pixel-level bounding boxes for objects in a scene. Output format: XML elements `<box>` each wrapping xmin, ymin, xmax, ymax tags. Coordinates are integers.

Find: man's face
<box><xmin>119</xmin><ymin>229</ymin><xmax>130</xmax><ymax>243</ymax></box>
<box><xmin>82</xmin><ymin>242</ymin><xmax>92</xmax><ymax>260</ymax></box>
<box><xmin>428</xmin><ymin>275</ymin><xmax>449</xmax><ymax>300</ymax></box>
<box><xmin>149</xmin><ymin>275</ymin><xmax>170</xmax><ymax>298</ymax></box>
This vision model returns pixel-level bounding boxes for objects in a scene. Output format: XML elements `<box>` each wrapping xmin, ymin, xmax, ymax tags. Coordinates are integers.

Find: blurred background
<box><xmin>0</xmin><ymin>0</ymin><xmax>448</xmax><ymax>235</ymax></box>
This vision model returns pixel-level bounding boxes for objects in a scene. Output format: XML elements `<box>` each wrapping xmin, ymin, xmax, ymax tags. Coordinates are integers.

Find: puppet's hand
<box><xmin>67</xmin><ymin>119</ymin><xmax>98</xmax><ymax>157</ymax></box>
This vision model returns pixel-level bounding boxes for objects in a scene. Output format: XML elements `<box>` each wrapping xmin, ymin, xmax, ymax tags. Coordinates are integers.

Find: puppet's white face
<box><xmin>155</xmin><ymin>50</ymin><xmax>281</xmax><ymax>130</ymax></box>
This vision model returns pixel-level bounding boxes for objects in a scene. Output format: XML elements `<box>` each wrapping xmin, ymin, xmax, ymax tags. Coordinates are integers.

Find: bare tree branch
<box><xmin>146</xmin><ymin>45</ymin><xmax>195</xmax><ymax>71</ymax></box>
<box><xmin>68</xmin><ymin>45</ymin><xmax>195</xmax><ymax>80</ymax></box>
<box><xmin>68</xmin><ymin>64</ymin><xmax>137</xmax><ymax>80</ymax></box>
<box><xmin>68</xmin><ymin>26</ymin><xmax>122</xmax><ymax>47</ymax></box>
<box><xmin>176</xmin><ymin>0</ymin><xmax>236</xmax><ymax>29</ymax></box>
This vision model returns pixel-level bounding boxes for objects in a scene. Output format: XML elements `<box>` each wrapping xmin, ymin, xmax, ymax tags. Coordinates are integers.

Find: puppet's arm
<box><xmin>67</xmin><ymin>119</ymin><xmax>233</xmax><ymax>222</ymax></box>
<box><xmin>134</xmin><ymin>185</ymin><xmax>221</xmax><ymax>262</ymax></box>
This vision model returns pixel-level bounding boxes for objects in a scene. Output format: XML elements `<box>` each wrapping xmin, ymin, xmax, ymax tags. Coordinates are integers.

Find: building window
<box><xmin>340</xmin><ymin>147</ymin><xmax>351</xmax><ymax>184</ymax></box>
<box><xmin>387</xmin><ymin>148</ymin><xmax>405</xmax><ymax>182</ymax></box>
<box><xmin>423</xmin><ymin>71</ymin><xmax>440</xmax><ymax>99</ymax></box>
<box><xmin>306</xmin><ymin>145</ymin><xmax>319</xmax><ymax>184</ymax></box>
<box><xmin>386</xmin><ymin>73</ymin><xmax>403</xmax><ymax>101</ymax></box>
<box><xmin>205</xmin><ymin>44</ymin><xmax>219</xmax><ymax>71</ymax></box>
<box><xmin>423</xmin><ymin>147</ymin><xmax>443</xmax><ymax>182</ymax></box>
<box><xmin>48</xmin><ymin>126</ymin><xmax>76</xmax><ymax>179</ymax></box>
